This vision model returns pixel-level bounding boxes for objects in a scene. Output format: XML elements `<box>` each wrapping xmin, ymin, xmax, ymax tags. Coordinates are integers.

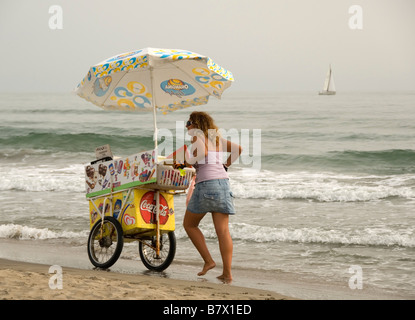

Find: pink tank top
<box><xmin>194</xmin><ymin>151</ymin><xmax>229</xmax><ymax>184</ymax></box>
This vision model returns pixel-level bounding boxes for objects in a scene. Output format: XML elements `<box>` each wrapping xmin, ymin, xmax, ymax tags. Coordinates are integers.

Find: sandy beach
<box><xmin>1</xmin><ymin>238</ymin><xmax>413</xmax><ymax>301</ymax></box>
<box><xmin>0</xmin><ymin>258</ymin><xmax>293</xmax><ymax>300</ymax></box>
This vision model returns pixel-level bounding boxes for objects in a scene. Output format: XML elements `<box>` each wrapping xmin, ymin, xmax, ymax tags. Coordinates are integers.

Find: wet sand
<box><xmin>0</xmin><ymin>258</ymin><xmax>292</xmax><ymax>300</ymax></box>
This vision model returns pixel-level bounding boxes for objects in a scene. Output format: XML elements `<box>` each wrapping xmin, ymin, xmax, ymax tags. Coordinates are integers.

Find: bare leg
<box><xmin>212</xmin><ymin>212</ymin><xmax>233</xmax><ymax>282</ymax></box>
<box><xmin>183</xmin><ymin>209</ymin><xmax>216</xmax><ymax>276</ymax></box>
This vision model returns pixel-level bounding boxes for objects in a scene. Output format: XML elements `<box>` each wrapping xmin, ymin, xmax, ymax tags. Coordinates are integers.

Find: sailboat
<box><xmin>319</xmin><ymin>64</ymin><xmax>336</xmax><ymax>95</ymax></box>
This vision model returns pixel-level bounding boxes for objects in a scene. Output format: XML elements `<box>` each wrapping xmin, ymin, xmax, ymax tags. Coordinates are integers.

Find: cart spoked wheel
<box><xmin>139</xmin><ymin>231</ymin><xmax>176</xmax><ymax>272</ymax></box>
<box><xmin>88</xmin><ymin>216</ymin><xmax>124</xmax><ymax>269</ymax></box>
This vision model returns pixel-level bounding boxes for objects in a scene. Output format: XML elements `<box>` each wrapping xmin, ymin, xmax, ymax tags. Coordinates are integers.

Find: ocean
<box><xmin>0</xmin><ymin>91</ymin><xmax>414</xmax><ymax>299</ymax></box>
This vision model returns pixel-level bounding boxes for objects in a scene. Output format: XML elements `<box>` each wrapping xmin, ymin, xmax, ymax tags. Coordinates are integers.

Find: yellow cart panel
<box><xmin>89</xmin><ymin>189</ymin><xmax>175</xmax><ymax>235</ymax></box>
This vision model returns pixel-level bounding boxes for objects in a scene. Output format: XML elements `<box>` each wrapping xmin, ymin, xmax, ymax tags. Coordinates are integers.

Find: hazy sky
<box><xmin>1</xmin><ymin>0</ymin><xmax>414</xmax><ymax>92</ymax></box>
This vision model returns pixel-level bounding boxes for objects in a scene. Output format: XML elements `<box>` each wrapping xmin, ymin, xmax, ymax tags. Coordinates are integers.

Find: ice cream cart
<box><xmin>85</xmin><ymin>146</ymin><xmax>194</xmax><ymax>271</ymax></box>
<box><xmin>76</xmin><ymin>48</ymin><xmax>234</xmax><ymax>271</ymax></box>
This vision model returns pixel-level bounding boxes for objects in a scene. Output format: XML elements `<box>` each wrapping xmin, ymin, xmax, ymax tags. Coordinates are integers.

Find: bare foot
<box><xmin>197</xmin><ymin>261</ymin><xmax>216</xmax><ymax>276</ymax></box>
<box><xmin>217</xmin><ymin>274</ymin><xmax>233</xmax><ymax>284</ymax></box>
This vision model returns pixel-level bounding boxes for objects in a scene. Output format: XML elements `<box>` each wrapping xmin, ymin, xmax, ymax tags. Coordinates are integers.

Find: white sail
<box><xmin>328</xmin><ymin>68</ymin><xmax>335</xmax><ymax>92</ymax></box>
<box><xmin>323</xmin><ymin>68</ymin><xmax>331</xmax><ymax>91</ymax></box>
<box><xmin>319</xmin><ymin>64</ymin><xmax>336</xmax><ymax>95</ymax></box>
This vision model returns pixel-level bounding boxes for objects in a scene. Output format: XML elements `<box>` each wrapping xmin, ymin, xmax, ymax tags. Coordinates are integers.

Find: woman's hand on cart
<box><xmin>173</xmin><ymin>161</ymin><xmax>189</xmax><ymax>169</ymax></box>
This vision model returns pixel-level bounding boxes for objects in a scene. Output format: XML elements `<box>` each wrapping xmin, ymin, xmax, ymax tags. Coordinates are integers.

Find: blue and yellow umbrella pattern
<box><xmin>75</xmin><ymin>48</ymin><xmax>234</xmax><ymax>115</ymax></box>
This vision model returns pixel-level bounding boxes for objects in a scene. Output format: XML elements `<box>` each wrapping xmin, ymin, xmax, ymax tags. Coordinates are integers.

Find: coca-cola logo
<box><xmin>140</xmin><ymin>191</ymin><xmax>170</xmax><ymax>225</ymax></box>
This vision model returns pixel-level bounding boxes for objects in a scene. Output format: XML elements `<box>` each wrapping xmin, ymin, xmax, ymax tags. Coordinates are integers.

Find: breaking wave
<box><xmin>1</xmin><ymin>164</ymin><xmax>414</xmax><ymax>202</ymax></box>
<box><xmin>174</xmin><ymin>222</ymin><xmax>415</xmax><ymax>247</ymax></box>
<box><xmin>0</xmin><ymin>224</ymin><xmax>88</xmax><ymax>240</ymax></box>
<box><xmin>230</xmin><ymin>169</ymin><xmax>415</xmax><ymax>202</ymax></box>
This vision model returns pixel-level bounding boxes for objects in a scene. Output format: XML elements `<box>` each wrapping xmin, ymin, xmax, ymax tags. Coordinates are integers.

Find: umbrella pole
<box><xmin>150</xmin><ymin>66</ymin><xmax>158</xmax><ymax>151</ymax></box>
<box><xmin>150</xmin><ymin>68</ymin><xmax>160</xmax><ymax>258</ymax></box>
<box><xmin>153</xmin><ymin>102</ymin><xmax>158</xmax><ymax>150</ymax></box>
<box><xmin>155</xmin><ymin>190</ymin><xmax>161</xmax><ymax>258</ymax></box>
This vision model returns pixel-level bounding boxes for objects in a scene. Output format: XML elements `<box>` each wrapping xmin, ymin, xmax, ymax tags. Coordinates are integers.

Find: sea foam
<box><xmin>0</xmin><ymin>224</ymin><xmax>88</xmax><ymax>240</ymax></box>
<box><xmin>1</xmin><ymin>163</ymin><xmax>414</xmax><ymax>202</ymax></box>
<box><xmin>230</xmin><ymin>169</ymin><xmax>415</xmax><ymax>202</ymax></box>
<box><xmin>174</xmin><ymin>223</ymin><xmax>415</xmax><ymax>248</ymax></box>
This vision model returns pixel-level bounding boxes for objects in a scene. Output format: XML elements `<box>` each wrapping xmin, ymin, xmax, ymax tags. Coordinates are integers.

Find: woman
<box><xmin>179</xmin><ymin>111</ymin><xmax>242</xmax><ymax>282</ymax></box>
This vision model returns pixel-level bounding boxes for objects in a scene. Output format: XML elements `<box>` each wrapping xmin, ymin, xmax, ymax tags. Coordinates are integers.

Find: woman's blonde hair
<box><xmin>189</xmin><ymin>111</ymin><xmax>221</xmax><ymax>145</ymax></box>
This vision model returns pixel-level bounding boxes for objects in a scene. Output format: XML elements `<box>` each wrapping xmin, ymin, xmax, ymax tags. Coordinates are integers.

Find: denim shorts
<box><xmin>187</xmin><ymin>179</ymin><xmax>236</xmax><ymax>215</ymax></box>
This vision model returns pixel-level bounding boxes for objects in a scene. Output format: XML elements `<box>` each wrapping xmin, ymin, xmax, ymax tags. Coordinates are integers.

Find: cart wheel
<box><xmin>87</xmin><ymin>216</ymin><xmax>123</xmax><ymax>269</ymax></box>
<box><xmin>139</xmin><ymin>231</ymin><xmax>176</xmax><ymax>272</ymax></box>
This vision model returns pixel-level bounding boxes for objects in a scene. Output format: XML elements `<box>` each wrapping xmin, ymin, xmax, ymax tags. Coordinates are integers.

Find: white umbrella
<box><xmin>75</xmin><ymin>48</ymin><xmax>234</xmax><ymax>149</ymax></box>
